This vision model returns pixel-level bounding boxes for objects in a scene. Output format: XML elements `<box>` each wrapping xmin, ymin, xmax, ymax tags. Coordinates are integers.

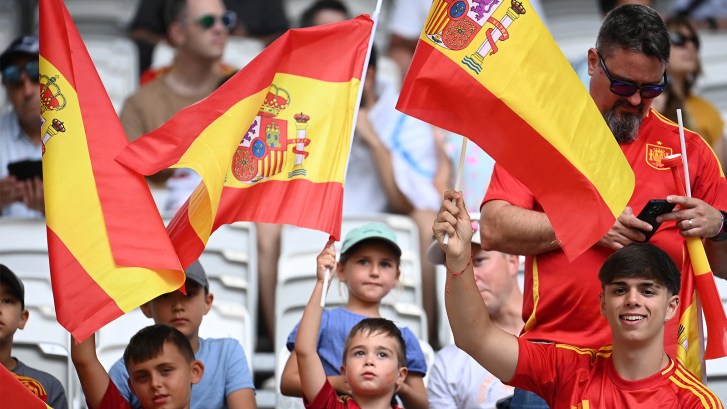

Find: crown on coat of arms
<box><xmin>260</xmin><ymin>84</ymin><xmax>290</xmax><ymax>116</ymax></box>
<box><xmin>510</xmin><ymin>0</ymin><xmax>526</xmax><ymax>14</ymax></box>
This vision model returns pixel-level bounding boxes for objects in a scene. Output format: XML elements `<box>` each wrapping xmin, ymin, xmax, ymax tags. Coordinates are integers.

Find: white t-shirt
<box><xmin>428</xmin><ymin>343</ymin><xmax>514</xmax><ymax>409</ymax></box>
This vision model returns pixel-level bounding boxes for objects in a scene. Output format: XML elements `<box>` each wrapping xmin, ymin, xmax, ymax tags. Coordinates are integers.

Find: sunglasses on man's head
<box><xmin>195</xmin><ymin>11</ymin><xmax>237</xmax><ymax>31</ymax></box>
<box><xmin>597</xmin><ymin>51</ymin><xmax>666</xmax><ymax>99</ymax></box>
<box><xmin>1</xmin><ymin>61</ymin><xmax>40</xmax><ymax>85</ymax></box>
<box><xmin>669</xmin><ymin>32</ymin><xmax>700</xmax><ymax>49</ymax></box>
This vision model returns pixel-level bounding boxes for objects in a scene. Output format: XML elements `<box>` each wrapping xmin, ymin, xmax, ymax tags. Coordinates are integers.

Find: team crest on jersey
<box><xmin>646</xmin><ymin>142</ymin><xmax>672</xmax><ymax>170</ymax></box>
<box><xmin>231</xmin><ymin>84</ymin><xmax>312</xmax><ymax>183</ymax></box>
<box><xmin>13</xmin><ymin>374</ymin><xmax>48</xmax><ymax>401</ymax></box>
<box><xmin>424</xmin><ymin>0</ymin><xmax>526</xmax><ymax>74</ymax></box>
<box><xmin>40</xmin><ymin>74</ymin><xmax>68</xmax><ymax>155</ymax></box>
<box><xmin>572</xmin><ymin>401</ymin><xmax>590</xmax><ymax>409</ymax></box>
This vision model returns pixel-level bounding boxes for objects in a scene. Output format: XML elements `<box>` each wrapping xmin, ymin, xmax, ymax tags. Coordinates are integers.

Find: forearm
<box><xmin>70</xmin><ymin>336</ymin><xmax>110</xmax><ymax>409</ymax></box>
<box><xmin>705</xmin><ymin>238</ymin><xmax>727</xmax><ymax>279</ymax></box>
<box><xmin>295</xmin><ymin>280</ymin><xmax>328</xmax><ymax>401</ymax></box>
<box><xmin>480</xmin><ymin>200</ymin><xmax>558</xmax><ymax>255</ymax></box>
<box><xmin>444</xmin><ymin>252</ymin><xmax>518</xmax><ymax>382</ymax></box>
<box><xmin>444</xmin><ymin>250</ymin><xmax>492</xmax><ymax>353</ymax></box>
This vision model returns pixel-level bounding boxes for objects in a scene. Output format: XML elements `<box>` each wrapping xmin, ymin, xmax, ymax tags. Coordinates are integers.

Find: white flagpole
<box><xmin>443</xmin><ymin>137</ymin><xmax>468</xmax><ymax>245</ymax></box>
<box><xmin>678</xmin><ymin>108</ymin><xmax>706</xmax><ymax>381</ymax></box>
<box><xmin>321</xmin><ymin>0</ymin><xmax>382</xmax><ymax>307</ymax></box>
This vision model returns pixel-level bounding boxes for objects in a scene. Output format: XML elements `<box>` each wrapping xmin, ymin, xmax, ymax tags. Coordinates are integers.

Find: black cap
<box><xmin>184</xmin><ymin>260</ymin><xmax>209</xmax><ymax>292</ymax></box>
<box><xmin>0</xmin><ymin>264</ymin><xmax>25</xmax><ymax>310</ymax></box>
<box><xmin>1</xmin><ymin>35</ymin><xmax>39</xmax><ymax>71</ymax></box>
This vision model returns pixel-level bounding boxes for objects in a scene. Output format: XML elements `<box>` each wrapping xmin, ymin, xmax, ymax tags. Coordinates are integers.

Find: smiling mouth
<box><xmin>620</xmin><ymin>315</ymin><xmax>645</xmax><ymax>322</ymax></box>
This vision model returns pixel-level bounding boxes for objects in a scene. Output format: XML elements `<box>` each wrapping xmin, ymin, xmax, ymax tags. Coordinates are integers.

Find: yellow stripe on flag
<box><xmin>41</xmin><ymin>57</ymin><xmax>181</xmax><ymax>312</ymax></box>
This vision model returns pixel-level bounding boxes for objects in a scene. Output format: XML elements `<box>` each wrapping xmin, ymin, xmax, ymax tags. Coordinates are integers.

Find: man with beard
<box><xmin>479</xmin><ymin>4</ymin><xmax>727</xmax><ymax>409</ymax></box>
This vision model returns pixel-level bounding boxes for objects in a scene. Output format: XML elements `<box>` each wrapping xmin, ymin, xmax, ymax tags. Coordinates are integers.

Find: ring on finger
<box><xmin>688</xmin><ymin>219</ymin><xmax>694</xmax><ymax>228</ymax></box>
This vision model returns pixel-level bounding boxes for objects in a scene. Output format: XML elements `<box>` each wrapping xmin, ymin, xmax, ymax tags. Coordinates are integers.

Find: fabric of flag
<box><xmin>40</xmin><ymin>0</ymin><xmax>184</xmax><ymax>341</ymax></box>
<box><xmin>0</xmin><ymin>365</ymin><xmax>53</xmax><ymax>409</ymax></box>
<box><xmin>676</xmin><ymin>245</ymin><xmax>703</xmax><ymax>379</ymax></box>
<box><xmin>117</xmin><ymin>16</ymin><xmax>373</xmax><ymax>268</ymax></box>
<box><xmin>396</xmin><ymin>0</ymin><xmax>635</xmax><ymax>260</ymax></box>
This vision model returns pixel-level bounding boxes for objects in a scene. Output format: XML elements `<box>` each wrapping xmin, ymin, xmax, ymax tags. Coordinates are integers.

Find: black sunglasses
<box><xmin>195</xmin><ymin>11</ymin><xmax>237</xmax><ymax>31</ymax></box>
<box><xmin>669</xmin><ymin>32</ymin><xmax>700</xmax><ymax>49</ymax></box>
<box><xmin>2</xmin><ymin>61</ymin><xmax>39</xmax><ymax>85</ymax></box>
<box><xmin>597</xmin><ymin>52</ymin><xmax>666</xmax><ymax>99</ymax></box>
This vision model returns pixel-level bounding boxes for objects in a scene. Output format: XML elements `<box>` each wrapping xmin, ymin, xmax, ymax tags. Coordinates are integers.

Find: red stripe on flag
<box><xmin>397</xmin><ymin>41</ymin><xmax>615</xmax><ymax>258</ymax></box>
<box><xmin>117</xmin><ymin>15</ymin><xmax>373</xmax><ymax>177</ymax></box>
<box><xmin>47</xmin><ymin>227</ymin><xmax>124</xmax><ymax>341</ymax></box>
<box><xmin>166</xmin><ymin>211</ymin><xmax>208</xmax><ymax>270</ymax></box>
<box><xmin>213</xmin><ymin>180</ymin><xmax>343</xmax><ymax>238</ymax></box>
<box><xmin>168</xmin><ymin>180</ymin><xmax>344</xmax><ymax>268</ymax></box>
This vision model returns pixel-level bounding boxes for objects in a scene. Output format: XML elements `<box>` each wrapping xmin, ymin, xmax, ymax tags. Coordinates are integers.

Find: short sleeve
<box><xmin>401</xmin><ymin>328</ymin><xmax>427</xmax><ymax>375</ymax></box>
<box><xmin>481</xmin><ymin>164</ymin><xmax>537</xmax><ymax>211</ymax></box>
<box><xmin>108</xmin><ymin>358</ymin><xmax>138</xmax><ymax>407</ymax></box>
<box><xmin>223</xmin><ymin>339</ymin><xmax>255</xmax><ymax>394</ymax></box>
<box><xmin>506</xmin><ymin>338</ymin><xmax>559</xmax><ymax>405</ymax></box>
<box><xmin>98</xmin><ymin>379</ymin><xmax>132</xmax><ymax>409</ymax></box>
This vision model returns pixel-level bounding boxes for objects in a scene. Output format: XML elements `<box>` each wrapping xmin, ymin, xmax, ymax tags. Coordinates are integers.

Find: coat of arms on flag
<box><xmin>40</xmin><ymin>74</ymin><xmax>68</xmax><ymax>152</ymax></box>
<box><xmin>425</xmin><ymin>0</ymin><xmax>527</xmax><ymax>74</ymax></box>
<box><xmin>232</xmin><ymin>84</ymin><xmax>312</xmax><ymax>183</ymax></box>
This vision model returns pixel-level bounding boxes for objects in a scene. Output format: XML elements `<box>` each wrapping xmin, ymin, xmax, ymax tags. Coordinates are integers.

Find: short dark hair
<box><xmin>596</xmin><ymin>4</ymin><xmax>670</xmax><ymax>63</ymax></box>
<box><xmin>123</xmin><ymin>324</ymin><xmax>195</xmax><ymax>370</ymax></box>
<box><xmin>163</xmin><ymin>0</ymin><xmax>188</xmax><ymax>32</ymax></box>
<box><xmin>598</xmin><ymin>243</ymin><xmax>680</xmax><ymax>295</ymax></box>
<box><xmin>342</xmin><ymin>318</ymin><xmax>407</xmax><ymax>367</ymax></box>
<box><xmin>300</xmin><ymin>0</ymin><xmax>350</xmax><ymax>28</ymax></box>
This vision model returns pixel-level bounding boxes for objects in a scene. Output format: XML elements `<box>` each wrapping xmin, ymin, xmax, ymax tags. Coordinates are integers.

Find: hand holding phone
<box><xmin>7</xmin><ymin>159</ymin><xmax>43</xmax><ymax>181</ymax></box>
<box><xmin>636</xmin><ymin>199</ymin><xmax>676</xmax><ymax>242</ymax></box>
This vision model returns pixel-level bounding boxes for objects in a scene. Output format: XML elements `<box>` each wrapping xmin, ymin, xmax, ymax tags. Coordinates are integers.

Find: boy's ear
<box><xmin>17</xmin><ymin>309</ymin><xmax>29</xmax><ymax>330</ymax></box>
<box><xmin>665</xmin><ymin>295</ymin><xmax>680</xmax><ymax>322</ymax></box>
<box><xmin>335</xmin><ymin>262</ymin><xmax>346</xmax><ymax>282</ymax></box>
<box><xmin>203</xmin><ymin>292</ymin><xmax>213</xmax><ymax>315</ymax></box>
<box><xmin>140</xmin><ymin>302</ymin><xmax>153</xmax><ymax>318</ymax></box>
<box><xmin>339</xmin><ymin>364</ymin><xmax>348</xmax><ymax>385</ymax></box>
<box><xmin>395</xmin><ymin>366</ymin><xmax>408</xmax><ymax>390</ymax></box>
<box><xmin>190</xmin><ymin>360</ymin><xmax>204</xmax><ymax>385</ymax></box>
<box><xmin>599</xmin><ymin>292</ymin><xmax>606</xmax><ymax>317</ymax></box>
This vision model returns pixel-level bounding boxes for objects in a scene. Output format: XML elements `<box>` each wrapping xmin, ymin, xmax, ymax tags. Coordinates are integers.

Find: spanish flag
<box><xmin>0</xmin><ymin>366</ymin><xmax>52</xmax><ymax>409</ymax></box>
<box><xmin>117</xmin><ymin>16</ymin><xmax>373</xmax><ymax>267</ymax></box>
<box><xmin>40</xmin><ymin>0</ymin><xmax>184</xmax><ymax>341</ymax></box>
<box><xmin>397</xmin><ymin>0</ymin><xmax>635</xmax><ymax>260</ymax></box>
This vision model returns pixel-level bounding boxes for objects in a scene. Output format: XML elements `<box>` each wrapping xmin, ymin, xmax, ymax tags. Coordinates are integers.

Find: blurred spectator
<box><xmin>299</xmin><ymin>0</ymin><xmax>349</xmax><ymax>27</ymax></box>
<box><xmin>128</xmin><ymin>0</ymin><xmax>288</xmax><ymax>75</ymax></box>
<box><xmin>1</xmin><ymin>264</ymin><xmax>68</xmax><ymax>408</ymax></box>
<box><xmin>670</xmin><ymin>0</ymin><xmax>727</xmax><ymax>30</ymax></box>
<box><xmin>0</xmin><ymin>35</ymin><xmax>43</xmax><ymax>218</ymax></box>
<box><xmin>386</xmin><ymin>0</ymin><xmax>547</xmax><ymax>81</ymax></box>
<box><xmin>426</xmin><ymin>228</ymin><xmax>523</xmax><ymax>409</ymax></box>
<box><xmin>120</xmin><ymin>0</ymin><xmax>234</xmax><ymax>187</ymax></box>
<box><xmin>653</xmin><ymin>17</ymin><xmax>727</xmax><ymax>168</ymax></box>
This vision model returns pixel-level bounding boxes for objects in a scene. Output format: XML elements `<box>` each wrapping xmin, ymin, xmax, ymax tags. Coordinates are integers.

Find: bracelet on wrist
<box><xmin>709</xmin><ymin>210</ymin><xmax>727</xmax><ymax>242</ymax></box>
<box><xmin>446</xmin><ymin>259</ymin><xmax>472</xmax><ymax>278</ymax></box>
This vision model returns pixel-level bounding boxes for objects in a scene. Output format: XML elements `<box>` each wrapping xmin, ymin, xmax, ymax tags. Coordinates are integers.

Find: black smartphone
<box><xmin>636</xmin><ymin>199</ymin><xmax>676</xmax><ymax>242</ymax></box>
<box><xmin>7</xmin><ymin>159</ymin><xmax>43</xmax><ymax>181</ymax></box>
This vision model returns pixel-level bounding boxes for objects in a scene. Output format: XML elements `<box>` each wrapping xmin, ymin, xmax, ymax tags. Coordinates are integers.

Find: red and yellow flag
<box><xmin>117</xmin><ymin>16</ymin><xmax>373</xmax><ymax>267</ymax></box>
<box><xmin>397</xmin><ymin>0</ymin><xmax>635</xmax><ymax>260</ymax></box>
<box><xmin>0</xmin><ymin>364</ymin><xmax>53</xmax><ymax>408</ymax></box>
<box><xmin>40</xmin><ymin>0</ymin><xmax>184</xmax><ymax>341</ymax></box>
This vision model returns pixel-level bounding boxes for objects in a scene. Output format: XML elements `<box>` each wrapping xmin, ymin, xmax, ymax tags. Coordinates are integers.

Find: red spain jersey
<box><xmin>508</xmin><ymin>338</ymin><xmax>723</xmax><ymax>408</ymax></box>
<box><xmin>483</xmin><ymin>109</ymin><xmax>727</xmax><ymax>354</ymax></box>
